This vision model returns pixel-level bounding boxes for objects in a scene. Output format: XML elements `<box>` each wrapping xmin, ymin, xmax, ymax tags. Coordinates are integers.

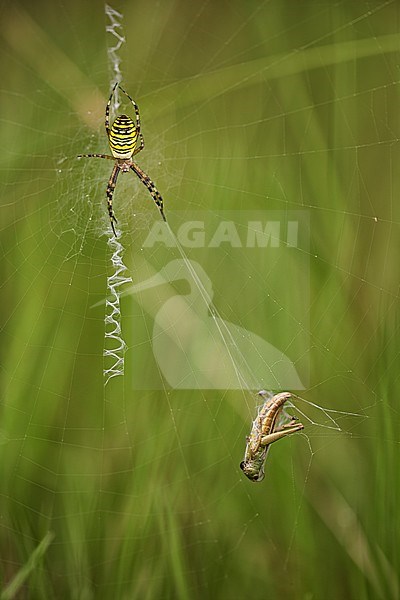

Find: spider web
<box><xmin>0</xmin><ymin>1</ymin><xmax>399</xmax><ymax>598</ymax></box>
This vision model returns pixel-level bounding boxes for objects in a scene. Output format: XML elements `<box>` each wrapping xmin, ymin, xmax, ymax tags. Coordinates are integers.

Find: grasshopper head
<box><xmin>240</xmin><ymin>461</ymin><xmax>265</xmax><ymax>482</ymax></box>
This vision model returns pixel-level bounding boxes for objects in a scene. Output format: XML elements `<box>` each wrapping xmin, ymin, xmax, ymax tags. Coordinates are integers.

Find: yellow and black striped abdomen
<box><xmin>109</xmin><ymin>114</ymin><xmax>137</xmax><ymax>159</ymax></box>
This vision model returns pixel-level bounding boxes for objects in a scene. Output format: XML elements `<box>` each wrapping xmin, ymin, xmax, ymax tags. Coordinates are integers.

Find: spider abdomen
<box><xmin>109</xmin><ymin>114</ymin><xmax>137</xmax><ymax>159</ymax></box>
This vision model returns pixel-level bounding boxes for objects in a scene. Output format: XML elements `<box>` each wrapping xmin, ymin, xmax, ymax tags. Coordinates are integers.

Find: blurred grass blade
<box><xmin>1</xmin><ymin>532</ymin><xmax>55</xmax><ymax>600</ymax></box>
<box><xmin>308</xmin><ymin>480</ymin><xmax>388</xmax><ymax>599</ymax></box>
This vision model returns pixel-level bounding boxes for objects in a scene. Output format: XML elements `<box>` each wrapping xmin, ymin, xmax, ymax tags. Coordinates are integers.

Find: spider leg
<box><xmin>107</xmin><ymin>164</ymin><xmax>121</xmax><ymax>235</ymax></box>
<box><xmin>118</xmin><ymin>84</ymin><xmax>141</xmax><ymax>133</ymax></box>
<box><xmin>132</xmin><ymin>132</ymin><xmax>144</xmax><ymax>156</ymax></box>
<box><xmin>106</xmin><ymin>82</ymin><xmax>119</xmax><ymax>137</ymax></box>
<box><xmin>130</xmin><ymin>163</ymin><xmax>166</xmax><ymax>222</ymax></box>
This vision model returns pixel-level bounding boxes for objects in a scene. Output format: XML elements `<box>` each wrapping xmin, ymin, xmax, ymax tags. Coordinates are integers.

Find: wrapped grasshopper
<box><xmin>240</xmin><ymin>391</ymin><xmax>304</xmax><ymax>482</ymax></box>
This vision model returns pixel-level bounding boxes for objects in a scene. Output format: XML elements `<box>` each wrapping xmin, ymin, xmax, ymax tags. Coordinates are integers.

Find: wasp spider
<box><xmin>78</xmin><ymin>82</ymin><xmax>166</xmax><ymax>235</ymax></box>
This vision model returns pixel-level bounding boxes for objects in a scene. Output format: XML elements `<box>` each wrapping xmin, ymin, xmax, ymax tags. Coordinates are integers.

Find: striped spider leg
<box><xmin>78</xmin><ymin>82</ymin><xmax>166</xmax><ymax>235</ymax></box>
<box><xmin>240</xmin><ymin>391</ymin><xmax>304</xmax><ymax>482</ymax></box>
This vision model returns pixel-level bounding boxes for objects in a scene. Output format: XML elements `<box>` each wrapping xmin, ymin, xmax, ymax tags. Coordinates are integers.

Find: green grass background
<box><xmin>0</xmin><ymin>1</ymin><xmax>399</xmax><ymax>598</ymax></box>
